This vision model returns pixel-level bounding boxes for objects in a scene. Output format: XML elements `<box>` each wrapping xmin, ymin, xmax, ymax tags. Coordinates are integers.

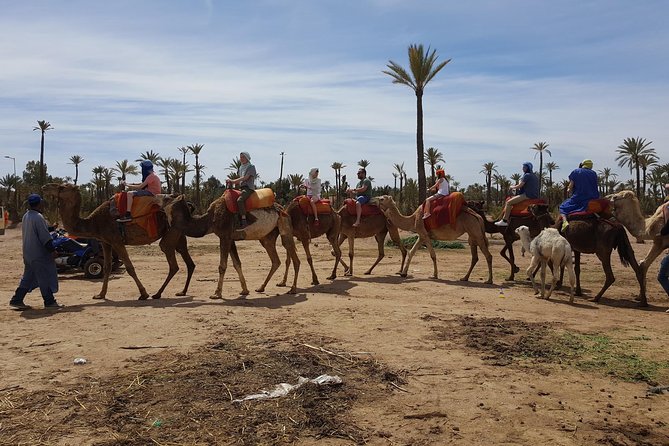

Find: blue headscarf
<box><xmin>522</xmin><ymin>161</ymin><xmax>533</xmax><ymax>173</ymax></box>
<box><xmin>140</xmin><ymin>160</ymin><xmax>153</xmax><ymax>182</ymax></box>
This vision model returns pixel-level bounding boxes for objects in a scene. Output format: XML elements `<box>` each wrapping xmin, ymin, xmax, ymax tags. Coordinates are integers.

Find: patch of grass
<box><xmin>385</xmin><ymin>234</ymin><xmax>464</xmax><ymax>250</ymax></box>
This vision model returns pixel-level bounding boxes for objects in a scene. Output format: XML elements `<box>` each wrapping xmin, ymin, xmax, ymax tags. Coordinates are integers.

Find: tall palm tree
<box><xmin>136</xmin><ymin>150</ymin><xmax>161</xmax><ymax>164</ymax></box>
<box><xmin>177</xmin><ymin>146</ymin><xmax>189</xmax><ymax>193</ymax></box>
<box><xmin>91</xmin><ymin>165</ymin><xmax>106</xmax><ymax>204</ymax></box>
<box><xmin>357</xmin><ymin>159</ymin><xmax>370</xmax><ymax>169</ymax></box>
<box><xmin>479</xmin><ymin>162</ymin><xmax>498</xmax><ymax>207</ymax></box>
<box><xmin>383</xmin><ymin>44</ymin><xmax>451</xmax><ymax>203</ymax></box>
<box><xmin>113</xmin><ymin>159</ymin><xmax>139</xmax><ymax>183</ymax></box>
<box><xmin>544</xmin><ymin>161</ymin><xmax>559</xmax><ymax>188</ymax></box>
<box><xmin>33</xmin><ymin>120</ymin><xmax>53</xmax><ymax>187</ymax></box>
<box><xmin>530</xmin><ymin>141</ymin><xmax>551</xmax><ymax>194</ymax></box>
<box><xmin>68</xmin><ymin>155</ymin><xmax>84</xmax><ymax>185</ymax></box>
<box><xmin>510</xmin><ymin>173</ymin><xmax>522</xmax><ymax>184</ymax></box>
<box><xmin>188</xmin><ymin>143</ymin><xmax>205</xmax><ymax>209</ymax></box>
<box><xmin>330</xmin><ymin>162</ymin><xmax>345</xmax><ymax>207</ymax></box>
<box><xmin>288</xmin><ymin>174</ymin><xmax>305</xmax><ymax>194</ymax></box>
<box><xmin>156</xmin><ymin>157</ymin><xmax>173</xmax><ymax>193</ymax></box>
<box><xmin>392</xmin><ymin>172</ymin><xmax>399</xmax><ymax>192</ymax></box>
<box><xmin>424</xmin><ymin>146</ymin><xmax>444</xmax><ymax>184</ymax></box>
<box><xmin>597</xmin><ymin>167</ymin><xmax>617</xmax><ymax>195</ymax></box>
<box><xmin>615</xmin><ymin>137</ymin><xmax>654</xmax><ymax>197</ymax></box>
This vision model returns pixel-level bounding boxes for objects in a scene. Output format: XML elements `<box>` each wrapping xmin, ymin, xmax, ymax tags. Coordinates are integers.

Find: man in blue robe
<box><xmin>9</xmin><ymin>194</ymin><xmax>63</xmax><ymax>310</ymax></box>
<box><xmin>558</xmin><ymin>159</ymin><xmax>600</xmax><ymax>231</ymax></box>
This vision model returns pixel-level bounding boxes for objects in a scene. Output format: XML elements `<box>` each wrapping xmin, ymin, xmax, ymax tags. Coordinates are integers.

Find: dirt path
<box><xmin>1</xmin><ymin>226</ymin><xmax>668</xmax><ymax>445</ymax></box>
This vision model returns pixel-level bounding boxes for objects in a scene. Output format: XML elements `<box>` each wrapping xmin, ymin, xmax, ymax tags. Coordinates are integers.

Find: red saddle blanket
<box><xmin>508</xmin><ymin>198</ymin><xmax>547</xmax><ymax>216</ymax></box>
<box><xmin>567</xmin><ymin>199</ymin><xmax>611</xmax><ymax>218</ymax></box>
<box><xmin>344</xmin><ymin>198</ymin><xmax>383</xmax><ymax>216</ymax></box>
<box><xmin>423</xmin><ymin>192</ymin><xmax>465</xmax><ymax>232</ymax></box>
<box><xmin>295</xmin><ymin>195</ymin><xmax>332</xmax><ymax>215</ymax></box>
<box><xmin>113</xmin><ymin>193</ymin><xmax>160</xmax><ymax>238</ymax></box>
<box><xmin>224</xmin><ymin>188</ymin><xmax>275</xmax><ymax>213</ymax></box>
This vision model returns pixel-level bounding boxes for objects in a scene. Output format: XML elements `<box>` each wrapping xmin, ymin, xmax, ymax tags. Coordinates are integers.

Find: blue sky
<box><xmin>1</xmin><ymin>0</ymin><xmax>667</xmax><ymax>189</ymax></box>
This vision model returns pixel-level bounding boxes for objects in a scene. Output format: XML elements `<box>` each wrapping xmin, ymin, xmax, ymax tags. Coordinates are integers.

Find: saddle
<box><xmin>344</xmin><ymin>198</ymin><xmax>383</xmax><ymax>216</ymax></box>
<box><xmin>224</xmin><ymin>188</ymin><xmax>275</xmax><ymax>213</ymax></box>
<box><xmin>294</xmin><ymin>195</ymin><xmax>332</xmax><ymax>216</ymax></box>
<box><xmin>111</xmin><ymin>192</ymin><xmax>161</xmax><ymax>238</ymax></box>
<box><xmin>567</xmin><ymin>198</ymin><xmax>612</xmax><ymax>220</ymax></box>
<box><xmin>509</xmin><ymin>198</ymin><xmax>547</xmax><ymax>217</ymax></box>
<box><xmin>423</xmin><ymin>192</ymin><xmax>465</xmax><ymax>232</ymax></box>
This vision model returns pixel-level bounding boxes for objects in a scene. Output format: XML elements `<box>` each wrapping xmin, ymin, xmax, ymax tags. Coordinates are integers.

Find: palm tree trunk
<box><xmin>39</xmin><ymin>131</ymin><xmax>45</xmax><ymax>187</ymax></box>
<box><xmin>415</xmin><ymin>90</ymin><xmax>427</xmax><ymax>203</ymax></box>
<box><xmin>538</xmin><ymin>153</ymin><xmax>543</xmax><ymax>195</ymax></box>
<box><xmin>635</xmin><ymin>165</ymin><xmax>641</xmax><ymax>197</ymax></box>
<box><xmin>74</xmin><ymin>165</ymin><xmax>79</xmax><ymax>185</ymax></box>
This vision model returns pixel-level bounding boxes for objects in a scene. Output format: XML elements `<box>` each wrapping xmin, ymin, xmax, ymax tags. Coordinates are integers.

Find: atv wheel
<box><xmin>84</xmin><ymin>258</ymin><xmax>104</xmax><ymax>279</ymax></box>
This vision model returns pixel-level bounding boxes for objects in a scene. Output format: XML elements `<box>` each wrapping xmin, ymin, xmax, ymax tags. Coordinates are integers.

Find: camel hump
<box><xmin>509</xmin><ymin>198</ymin><xmax>547</xmax><ymax>216</ymax></box>
<box><xmin>423</xmin><ymin>192</ymin><xmax>465</xmax><ymax>231</ymax></box>
<box><xmin>224</xmin><ymin>188</ymin><xmax>276</xmax><ymax>213</ymax></box>
<box><xmin>295</xmin><ymin>195</ymin><xmax>332</xmax><ymax>215</ymax></box>
<box><xmin>344</xmin><ymin>198</ymin><xmax>383</xmax><ymax>216</ymax></box>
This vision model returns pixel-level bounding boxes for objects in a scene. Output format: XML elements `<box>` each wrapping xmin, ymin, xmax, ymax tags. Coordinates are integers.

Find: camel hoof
<box><xmin>513</xmin><ymin>266</ymin><xmax>520</xmax><ymax>273</ymax></box>
<box><xmin>431</xmin><ymin>275</ymin><xmax>439</xmax><ymax>280</ymax></box>
<box><xmin>255</xmin><ymin>288</ymin><xmax>265</xmax><ymax>293</ymax></box>
<box><xmin>459</xmin><ymin>277</ymin><xmax>470</xmax><ymax>282</ymax></box>
<box><xmin>344</xmin><ymin>272</ymin><xmax>352</xmax><ymax>277</ymax></box>
<box><xmin>637</xmin><ymin>300</ymin><xmax>649</xmax><ymax>308</ymax></box>
<box><xmin>326</xmin><ymin>275</ymin><xmax>335</xmax><ymax>280</ymax></box>
<box><xmin>151</xmin><ymin>294</ymin><xmax>162</xmax><ymax>299</ymax></box>
<box><xmin>276</xmin><ymin>282</ymin><xmax>286</xmax><ymax>287</ymax></box>
<box><xmin>138</xmin><ymin>295</ymin><xmax>150</xmax><ymax>300</ymax></box>
<box><xmin>209</xmin><ymin>295</ymin><xmax>223</xmax><ymax>300</ymax></box>
<box><xmin>92</xmin><ymin>295</ymin><xmax>106</xmax><ymax>300</ymax></box>
<box><xmin>286</xmin><ymin>288</ymin><xmax>297</xmax><ymax>295</ymax></box>
<box><xmin>240</xmin><ymin>289</ymin><xmax>250</xmax><ymax>295</ymax></box>
<box><xmin>312</xmin><ymin>280</ymin><xmax>320</xmax><ymax>285</ymax></box>
<box><xmin>175</xmin><ymin>291</ymin><xmax>186</xmax><ymax>297</ymax></box>
<box><xmin>484</xmin><ymin>279</ymin><xmax>492</xmax><ymax>284</ymax></box>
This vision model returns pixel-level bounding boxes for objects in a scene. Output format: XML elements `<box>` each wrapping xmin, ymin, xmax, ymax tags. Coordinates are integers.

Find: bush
<box><xmin>385</xmin><ymin>234</ymin><xmax>464</xmax><ymax>250</ymax></box>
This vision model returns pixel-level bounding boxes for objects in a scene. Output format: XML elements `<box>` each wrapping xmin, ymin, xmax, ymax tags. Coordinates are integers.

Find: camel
<box><xmin>278</xmin><ymin>198</ymin><xmax>342</xmax><ymax>286</ymax></box>
<box><xmin>551</xmin><ymin>209</ymin><xmax>643</xmax><ymax>305</ymax></box>
<box><xmin>376</xmin><ymin>195</ymin><xmax>493</xmax><ymax>283</ymax></box>
<box><xmin>334</xmin><ymin>203</ymin><xmax>407</xmax><ymax>277</ymax></box>
<box><xmin>165</xmin><ymin>193</ymin><xmax>300</xmax><ymax>297</ymax></box>
<box><xmin>469</xmin><ymin>201</ymin><xmax>554</xmax><ymax>280</ymax></box>
<box><xmin>607</xmin><ymin>190</ymin><xmax>669</xmax><ymax>303</ymax></box>
<box><xmin>41</xmin><ymin>183</ymin><xmax>194</xmax><ymax>300</ymax></box>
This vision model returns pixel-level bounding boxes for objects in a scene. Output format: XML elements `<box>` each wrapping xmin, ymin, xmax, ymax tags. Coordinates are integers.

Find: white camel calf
<box><xmin>515</xmin><ymin>225</ymin><xmax>575</xmax><ymax>302</ymax></box>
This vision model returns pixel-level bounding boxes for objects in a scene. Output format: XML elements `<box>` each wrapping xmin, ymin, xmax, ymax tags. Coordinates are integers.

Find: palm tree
<box><xmin>544</xmin><ymin>161</ymin><xmax>559</xmax><ymax>188</ymax></box>
<box><xmin>33</xmin><ymin>120</ymin><xmax>53</xmax><ymax>187</ymax></box>
<box><xmin>479</xmin><ymin>162</ymin><xmax>498</xmax><ymax>207</ymax></box>
<box><xmin>393</xmin><ymin>162</ymin><xmax>406</xmax><ymax>202</ymax></box>
<box><xmin>383</xmin><ymin>44</ymin><xmax>451</xmax><ymax>203</ymax></box>
<box><xmin>288</xmin><ymin>174</ymin><xmax>305</xmax><ymax>194</ymax></box>
<box><xmin>424</xmin><ymin>147</ymin><xmax>444</xmax><ymax>184</ymax></box>
<box><xmin>639</xmin><ymin>152</ymin><xmax>658</xmax><ymax>197</ymax></box>
<box><xmin>156</xmin><ymin>157</ymin><xmax>173</xmax><ymax>193</ymax></box>
<box><xmin>68</xmin><ymin>155</ymin><xmax>84</xmax><ymax>185</ymax></box>
<box><xmin>357</xmin><ymin>159</ymin><xmax>370</xmax><ymax>169</ymax></box>
<box><xmin>136</xmin><ymin>150</ymin><xmax>161</xmax><ymax>164</ymax></box>
<box><xmin>598</xmin><ymin>167</ymin><xmax>617</xmax><ymax>195</ymax></box>
<box><xmin>615</xmin><ymin>137</ymin><xmax>654</xmax><ymax>197</ymax></box>
<box><xmin>392</xmin><ymin>172</ymin><xmax>399</xmax><ymax>192</ymax></box>
<box><xmin>510</xmin><ymin>173</ymin><xmax>522</xmax><ymax>184</ymax></box>
<box><xmin>91</xmin><ymin>165</ymin><xmax>106</xmax><ymax>204</ymax></box>
<box><xmin>188</xmin><ymin>143</ymin><xmax>205</xmax><ymax>209</ymax></box>
<box><xmin>113</xmin><ymin>159</ymin><xmax>139</xmax><ymax>184</ymax></box>
<box><xmin>530</xmin><ymin>141</ymin><xmax>551</xmax><ymax>194</ymax></box>
<box><xmin>330</xmin><ymin>162</ymin><xmax>345</xmax><ymax>207</ymax></box>
<box><xmin>177</xmin><ymin>146</ymin><xmax>189</xmax><ymax>193</ymax></box>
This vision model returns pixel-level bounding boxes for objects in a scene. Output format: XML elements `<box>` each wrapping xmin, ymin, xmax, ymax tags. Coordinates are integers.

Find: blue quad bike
<box><xmin>51</xmin><ymin>229</ymin><xmax>121</xmax><ymax>279</ymax></box>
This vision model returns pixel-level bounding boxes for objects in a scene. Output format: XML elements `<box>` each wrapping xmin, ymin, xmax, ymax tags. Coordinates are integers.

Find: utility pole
<box><xmin>278</xmin><ymin>151</ymin><xmax>285</xmax><ymax>200</ymax></box>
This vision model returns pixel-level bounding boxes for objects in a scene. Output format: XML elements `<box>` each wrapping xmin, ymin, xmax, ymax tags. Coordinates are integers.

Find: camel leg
<box><xmin>400</xmin><ymin>236</ymin><xmax>423</xmax><ymax>277</ymax></box>
<box><xmin>326</xmin><ymin>230</ymin><xmax>342</xmax><ymax>280</ymax></box>
<box><xmin>500</xmin><ymin>237</ymin><xmax>519</xmax><ymax>281</ymax></box>
<box><xmin>256</xmin><ymin>231</ymin><xmax>281</xmax><ymax>293</ymax></box>
<box><xmin>565</xmin><ymin>258</ymin><xmax>576</xmax><ymax>303</ymax></box>
<box><xmin>593</xmin><ymin>250</ymin><xmax>615</xmax><ymax>302</ymax></box>
<box><xmin>574</xmin><ymin>251</ymin><xmax>582</xmax><ymax>296</ymax></box>
<box><xmin>228</xmin><ymin>242</ymin><xmax>249</xmax><ymax>295</ymax></box>
<box><xmin>637</xmin><ymin>240</ymin><xmax>665</xmax><ymax>306</ymax></box>
<box><xmin>387</xmin><ymin>226</ymin><xmax>407</xmax><ymax>275</ymax></box>
<box><xmin>212</xmin><ymin>237</ymin><xmax>233</xmax><ymax>299</ymax></box>
<box><xmin>461</xmin><ymin>239</ymin><xmax>480</xmax><ymax>282</ymax></box>
<box><xmin>345</xmin><ymin>236</ymin><xmax>355</xmax><ymax>276</ymax></box>
<box><xmin>545</xmin><ymin>258</ymin><xmax>560</xmax><ymax>300</ymax></box>
<box><xmin>479</xmin><ymin>237</ymin><xmax>494</xmax><ymax>284</ymax></box>
<box><xmin>526</xmin><ymin>256</ymin><xmax>540</xmax><ymax>295</ymax></box>
<box><xmin>336</xmin><ymin>234</ymin><xmax>350</xmax><ymax>274</ymax></box>
<box><xmin>277</xmin><ymin>252</ymin><xmax>291</xmax><ymax>287</ymax></box>
<box><xmin>280</xmin><ymin>232</ymin><xmax>300</xmax><ymax>294</ymax></box>
<box><xmin>365</xmin><ymin>232</ymin><xmax>386</xmax><ymax>275</ymax></box>
<box><xmin>152</xmin><ymin>230</ymin><xmax>182</xmax><ymax>299</ymax></box>
<box><xmin>301</xmin><ymin>238</ymin><xmax>319</xmax><ymax>285</ymax></box>
<box><xmin>540</xmin><ymin>261</ymin><xmax>547</xmax><ymax>299</ymax></box>
<box><xmin>175</xmin><ymin>235</ymin><xmax>195</xmax><ymax>296</ymax></box>
<box><xmin>114</xmin><ymin>244</ymin><xmax>150</xmax><ymax>300</ymax></box>
<box><xmin>93</xmin><ymin>242</ymin><xmax>114</xmax><ymax>300</ymax></box>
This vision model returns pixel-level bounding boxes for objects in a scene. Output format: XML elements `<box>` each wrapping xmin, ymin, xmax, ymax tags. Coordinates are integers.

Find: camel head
<box><xmin>163</xmin><ymin>194</ymin><xmax>191</xmax><ymax>227</ymax></box>
<box><xmin>375</xmin><ymin>195</ymin><xmax>396</xmax><ymax>212</ymax></box>
<box><xmin>606</xmin><ymin>190</ymin><xmax>646</xmax><ymax>237</ymax></box>
<box><xmin>41</xmin><ymin>183</ymin><xmax>79</xmax><ymax>202</ymax></box>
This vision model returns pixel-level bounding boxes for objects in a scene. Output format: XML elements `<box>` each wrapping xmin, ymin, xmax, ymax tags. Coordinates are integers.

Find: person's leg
<box><xmin>9</xmin><ymin>263</ymin><xmax>37</xmax><ymax>308</ymax></box>
<box><xmin>503</xmin><ymin>194</ymin><xmax>526</xmax><ymax>221</ymax></box>
<box><xmin>354</xmin><ymin>201</ymin><xmax>362</xmax><ymax>226</ymax></box>
<box><xmin>33</xmin><ymin>260</ymin><xmax>61</xmax><ymax>307</ymax></box>
<box><xmin>117</xmin><ymin>192</ymin><xmax>134</xmax><ymax>222</ymax></box>
<box><xmin>657</xmin><ymin>253</ymin><xmax>669</xmax><ymax>296</ymax></box>
<box><xmin>423</xmin><ymin>195</ymin><xmax>435</xmax><ymax>219</ymax></box>
<box><xmin>237</xmin><ymin>187</ymin><xmax>253</xmax><ymax>227</ymax></box>
<box><xmin>310</xmin><ymin>195</ymin><xmax>319</xmax><ymax>222</ymax></box>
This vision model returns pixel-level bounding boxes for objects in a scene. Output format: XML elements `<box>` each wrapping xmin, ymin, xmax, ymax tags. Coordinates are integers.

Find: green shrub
<box><xmin>385</xmin><ymin>234</ymin><xmax>464</xmax><ymax>250</ymax></box>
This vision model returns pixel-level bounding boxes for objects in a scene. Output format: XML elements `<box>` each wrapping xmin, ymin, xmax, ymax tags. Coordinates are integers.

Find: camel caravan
<box><xmin>36</xmin><ymin>155</ymin><xmax>669</xmax><ymax>310</ymax></box>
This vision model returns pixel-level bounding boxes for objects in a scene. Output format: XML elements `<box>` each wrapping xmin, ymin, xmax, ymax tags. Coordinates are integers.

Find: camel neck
<box><xmin>386</xmin><ymin>205</ymin><xmax>419</xmax><ymax>231</ymax></box>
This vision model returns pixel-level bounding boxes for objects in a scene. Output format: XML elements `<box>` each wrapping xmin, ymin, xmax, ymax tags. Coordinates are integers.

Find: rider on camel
<box><xmin>495</xmin><ymin>161</ymin><xmax>540</xmax><ymax>227</ymax></box>
<box><xmin>423</xmin><ymin>168</ymin><xmax>450</xmax><ymax>219</ymax></box>
<box><xmin>117</xmin><ymin>160</ymin><xmax>162</xmax><ymax>223</ymax></box>
<box><xmin>558</xmin><ymin>159</ymin><xmax>600</xmax><ymax>231</ymax></box>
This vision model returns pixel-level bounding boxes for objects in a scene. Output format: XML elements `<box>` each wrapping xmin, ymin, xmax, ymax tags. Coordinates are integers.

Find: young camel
<box><xmin>42</xmin><ymin>183</ymin><xmax>195</xmax><ymax>300</ymax></box>
<box><xmin>165</xmin><ymin>194</ymin><xmax>300</xmax><ymax>297</ymax></box>
<box><xmin>278</xmin><ymin>198</ymin><xmax>342</xmax><ymax>286</ymax></box>
<box><xmin>607</xmin><ymin>190</ymin><xmax>669</xmax><ymax>303</ymax></box>
<box><xmin>469</xmin><ymin>201</ymin><xmax>554</xmax><ymax>280</ymax></box>
<box><xmin>334</xmin><ymin>205</ymin><xmax>407</xmax><ymax>277</ymax></box>
<box><xmin>516</xmin><ymin>226</ymin><xmax>575</xmax><ymax>302</ymax></box>
<box><xmin>376</xmin><ymin>195</ymin><xmax>493</xmax><ymax>283</ymax></box>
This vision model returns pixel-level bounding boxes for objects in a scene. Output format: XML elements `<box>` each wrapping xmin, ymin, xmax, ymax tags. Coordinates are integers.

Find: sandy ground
<box><xmin>1</xmin><ymin>224</ymin><xmax>669</xmax><ymax>445</ymax></box>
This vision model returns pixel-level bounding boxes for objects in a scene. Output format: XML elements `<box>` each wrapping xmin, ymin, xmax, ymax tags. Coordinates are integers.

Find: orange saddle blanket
<box><xmin>508</xmin><ymin>198</ymin><xmax>547</xmax><ymax>217</ymax></box>
<box><xmin>113</xmin><ymin>192</ymin><xmax>160</xmax><ymax>238</ymax></box>
<box><xmin>423</xmin><ymin>192</ymin><xmax>465</xmax><ymax>232</ymax></box>
<box><xmin>224</xmin><ymin>188</ymin><xmax>275</xmax><ymax>213</ymax></box>
<box><xmin>344</xmin><ymin>198</ymin><xmax>383</xmax><ymax>216</ymax></box>
<box><xmin>295</xmin><ymin>195</ymin><xmax>332</xmax><ymax>215</ymax></box>
<box><xmin>567</xmin><ymin>199</ymin><xmax>611</xmax><ymax>218</ymax></box>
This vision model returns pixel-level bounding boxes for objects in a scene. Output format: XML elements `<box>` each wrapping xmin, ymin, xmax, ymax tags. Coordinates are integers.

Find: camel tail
<box><xmin>614</xmin><ymin>224</ymin><xmax>637</xmax><ymax>269</ymax></box>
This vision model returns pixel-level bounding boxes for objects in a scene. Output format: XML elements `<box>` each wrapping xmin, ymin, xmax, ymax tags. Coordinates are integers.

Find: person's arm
<box><xmin>357</xmin><ymin>181</ymin><xmax>369</xmax><ymax>194</ymax></box>
<box><xmin>567</xmin><ymin>180</ymin><xmax>574</xmax><ymax>195</ymax></box>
